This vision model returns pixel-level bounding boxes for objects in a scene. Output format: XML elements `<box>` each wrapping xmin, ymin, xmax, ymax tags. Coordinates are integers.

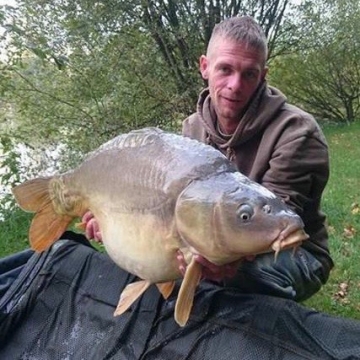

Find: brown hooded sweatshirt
<box><xmin>182</xmin><ymin>82</ymin><xmax>333</xmax><ymax>273</ymax></box>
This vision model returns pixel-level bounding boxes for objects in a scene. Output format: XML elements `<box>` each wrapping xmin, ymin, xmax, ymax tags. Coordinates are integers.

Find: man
<box><xmin>85</xmin><ymin>16</ymin><xmax>332</xmax><ymax>302</ymax></box>
<box><xmin>179</xmin><ymin>15</ymin><xmax>333</xmax><ymax>301</ymax></box>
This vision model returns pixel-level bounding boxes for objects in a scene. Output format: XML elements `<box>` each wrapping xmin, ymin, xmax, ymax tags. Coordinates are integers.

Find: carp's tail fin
<box><xmin>12</xmin><ymin>178</ymin><xmax>73</xmax><ymax>252</ymax></box>
<box><xmin>12</xmin><ymin>177</ymin><xmax>52</xmax><ymax>212</ymax></box>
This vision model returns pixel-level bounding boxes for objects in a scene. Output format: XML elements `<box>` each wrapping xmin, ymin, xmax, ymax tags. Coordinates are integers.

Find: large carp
<box><xmin>12</xmin><ymin>127</ymin><xmax>308</xmax><ymax>326</ymax></box>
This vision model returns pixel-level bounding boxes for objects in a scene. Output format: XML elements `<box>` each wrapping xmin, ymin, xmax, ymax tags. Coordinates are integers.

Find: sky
<box><xmin>0</xmin><ymin>0</ymin><xmax>16</xmax><ymax>5</ymax></box>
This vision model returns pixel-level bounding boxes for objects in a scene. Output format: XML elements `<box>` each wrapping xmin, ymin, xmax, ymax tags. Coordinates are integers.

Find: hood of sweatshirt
<box><xmin>196</xmin><ymin>81</ymin><xmax>287</xmax><ymax>149</ymax></box>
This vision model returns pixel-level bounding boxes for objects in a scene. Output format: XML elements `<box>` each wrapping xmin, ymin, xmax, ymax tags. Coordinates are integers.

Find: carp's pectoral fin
<box><xmin>30</xmin><ymin>205</ymin><xmax>73</xmax><ymax>252</ymax></box>
<box><xmin>114</xmin><ymin>280</ymin><xmax>151</xmax><ymax>316</ymax></box>
<box><xmin>174</xmin><ymin>257</ymin><xmax>202</xmax><ymax>327</ymax></box>
<box><xmin>156</xmin><ymin>281</ymin><xmax>176</xmax><ymax>299</ymax></box>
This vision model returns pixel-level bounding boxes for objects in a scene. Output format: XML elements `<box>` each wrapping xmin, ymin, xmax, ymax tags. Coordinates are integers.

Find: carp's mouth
<box><xmin>271</xmin><ymin>225</ymin><xmax>309</xmax><ymax>260</ymax></box>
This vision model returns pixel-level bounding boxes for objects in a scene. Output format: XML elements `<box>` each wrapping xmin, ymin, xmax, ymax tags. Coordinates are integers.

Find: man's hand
<box><xmin>176</xmin><ymin>250</ymin><xmax>251</xmax><ymax>283</ymax></box>
<box><xmin>82</xmin><ymin>211</ymin><xmax>103</xmax><ymax>243</ymax></box>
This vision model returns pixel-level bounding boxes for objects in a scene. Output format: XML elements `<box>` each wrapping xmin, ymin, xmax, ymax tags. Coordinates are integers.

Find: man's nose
<box><xmin>227</xmin><ymin>73</ymin><xmax>242</xmax><ymax>92</ymax></box>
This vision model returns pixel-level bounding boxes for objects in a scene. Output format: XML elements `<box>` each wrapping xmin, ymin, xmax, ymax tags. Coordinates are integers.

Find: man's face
<box><xmin>200</xmin><ymin>37</ymin><xmax>268</xmax><ymax>129</ymax></box>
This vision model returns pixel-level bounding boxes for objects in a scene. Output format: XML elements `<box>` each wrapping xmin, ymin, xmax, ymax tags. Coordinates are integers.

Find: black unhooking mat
<box><xmin>1</xmin><ymin>233</ymin><xmax>360</xmax><ymax>360</ymax></box>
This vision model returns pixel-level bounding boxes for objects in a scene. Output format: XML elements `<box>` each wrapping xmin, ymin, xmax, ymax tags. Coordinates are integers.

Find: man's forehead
<box><xmin>207</xmin><ymin>37</ymin><xmax>265</xmax><ymax>67</ymax></box>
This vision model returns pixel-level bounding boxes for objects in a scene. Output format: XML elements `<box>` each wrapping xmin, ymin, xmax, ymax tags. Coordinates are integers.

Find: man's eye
<box><xmin>244</xmin><ymin>71</ymin><xmax>256</xmax><ymax>79</ymax></box>
<box><xmin>219</xmin><ymin>67</ymin><xmax>231</xmax><ymax>74</ymax></box>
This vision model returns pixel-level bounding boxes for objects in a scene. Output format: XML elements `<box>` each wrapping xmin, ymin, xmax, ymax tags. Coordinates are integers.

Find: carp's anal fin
<box><xmin>156</xmin><ymin>281</ymin><xmax>176</xmax><ymax>299</ymax></box>
<box><xmin>174</xmin><ymin>257</ymin><xmax>202</xmax><ymax>327</ymax></box>
<box><xmin>114</xmin><ymin>280</ymin><xmax>151</xmax><ymax>316</ymax></box>
<box><xmin>12</xmin><ymin>177</ymin><xmax>52</xmax><ymax>212</ymax></box>
<box><xmin>30</xmin><ymin>205</ymin><xmax>73</xmax><ymax>252</ymax></box>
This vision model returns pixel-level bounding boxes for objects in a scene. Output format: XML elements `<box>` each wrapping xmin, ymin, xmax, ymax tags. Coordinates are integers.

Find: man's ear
<box><xmin>199</xmin><ymin>55</ymin><xmax>209</xmax><ymax>80</ymax></box>
<box><xmin>262</xmin><ymin>66</ymin><xmax>269</xmax><ymax>81</ymax></box>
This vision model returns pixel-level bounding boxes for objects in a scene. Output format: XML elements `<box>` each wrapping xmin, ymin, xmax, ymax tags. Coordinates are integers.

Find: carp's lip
<box><xmin>278</xmin><ymin>223</ymin><xmax>306</xmax><ymax>242</ymax></box>
<box><xmin>271</xmin><ymin>225</ymin><xmax>309</xmax><ymax>254</ymax></box>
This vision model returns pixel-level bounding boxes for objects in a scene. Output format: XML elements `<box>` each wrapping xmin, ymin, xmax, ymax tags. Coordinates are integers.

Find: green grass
<box><xmin>0</xmin><ymin>205</ymin><xmax>32</xmax><ymax>256</ymax></box>
<box><xmin>1</xmin><ymin>122</ymin><xmax>360</xmax><ymax>319</ymax></box>
<box><xmin>303</xmin><ymin>122</ymin><xmax>360</xmax><ymax>319</ymax></box>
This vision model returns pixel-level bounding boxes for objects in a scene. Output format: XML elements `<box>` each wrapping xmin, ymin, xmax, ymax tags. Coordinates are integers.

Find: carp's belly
<box><xmin>98</xmin><ymin>211</ymin><xmax>183</xmax><ymax>282</ymax></box>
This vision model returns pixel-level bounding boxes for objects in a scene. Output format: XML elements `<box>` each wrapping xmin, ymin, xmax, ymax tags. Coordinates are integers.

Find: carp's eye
<box><xmin>237</xmin><ymin>204</ymin><xmax>254</xmax><ymax>222</ymax></box>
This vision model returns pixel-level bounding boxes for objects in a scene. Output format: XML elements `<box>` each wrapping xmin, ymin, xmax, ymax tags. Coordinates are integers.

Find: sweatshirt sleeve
<box><xmin>260</xmin><ymin>122</ymin><xmax>329</xmax><ymax>218</ymax></box>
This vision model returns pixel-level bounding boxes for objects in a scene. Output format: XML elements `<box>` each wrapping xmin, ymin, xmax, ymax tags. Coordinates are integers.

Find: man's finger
<box><xmin>82</xmin><ymin>210</ymin><xmax>94</xmax><ymax>223</ymax></box>
<box><xmin>193</xmin><ymin>254</ymin><xmax>219</xmax><ymax>272</ymax></box>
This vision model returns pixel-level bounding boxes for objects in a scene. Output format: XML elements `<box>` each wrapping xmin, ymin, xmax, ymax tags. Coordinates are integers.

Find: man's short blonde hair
<box><xmin>207</xmin><ymin>16</ymin><xmax>268</xmax><ymax>67</ymax></box>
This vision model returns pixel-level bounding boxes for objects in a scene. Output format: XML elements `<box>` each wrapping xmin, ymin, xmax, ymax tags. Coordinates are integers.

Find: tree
<box><xmin>140</xmin><ymin>0</ymin><xmax>300</xmax><ymax>95</ymax></box>
<box><xmin>0</xmin><ymin>0</ymin><xmax>299</xmax><ymax>147</ymax></box>
<box><xmin>1</xmin><ymin>1</ymin><xmax>187</xmax><ymax>155</ymax></box>
<box><xmin>270</xmin><ymin>0</ymin><xmax>360</xmax><ymax>123</ymax></box>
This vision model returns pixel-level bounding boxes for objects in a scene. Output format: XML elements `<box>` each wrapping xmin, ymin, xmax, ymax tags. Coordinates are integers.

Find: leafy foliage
<box><xmin>1</xmin><ymin>1</ymin><xmax>188</xmax><ymax>158</ymax></box>
<box><xmin>269</xmin><ymin>0</ymin><xmax>360</xmax><ymax>123</ymax></box>
<box><xmin>0</xmin><ymin>0</ymin><xmax>298</xmax><ymax>153</ymax></box>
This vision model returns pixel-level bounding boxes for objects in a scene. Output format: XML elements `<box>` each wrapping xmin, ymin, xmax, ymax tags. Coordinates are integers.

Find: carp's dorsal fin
<box><xmin>30</xmin><ymin>205</ymin><xmax>73</xmax><ymax>252</ymax></box>
<box><xmin>156</xmin><ymin>281</ymin><xmax>176</xmax><ymax>299</ymax></box>
<box><xmin>12</xmin><ymin>177</ymin><xmax>52</xmax><ymax>212</ymax></box>
<box><xmin>174</xmin><ymin>257</ymin><xmax>202</xmax><ymax>327</ymax></box>
<box><xmin>114</xmin><ymin>280</ymin><xmax>151</xmax><ymax>316</ymax></box>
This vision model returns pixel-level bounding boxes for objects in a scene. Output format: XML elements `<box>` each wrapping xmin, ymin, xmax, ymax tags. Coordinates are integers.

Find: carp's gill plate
<box><xmin>12</xmin><ymin>127</ymin><xmax>308</xmax><ymax>326</ymax></box>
